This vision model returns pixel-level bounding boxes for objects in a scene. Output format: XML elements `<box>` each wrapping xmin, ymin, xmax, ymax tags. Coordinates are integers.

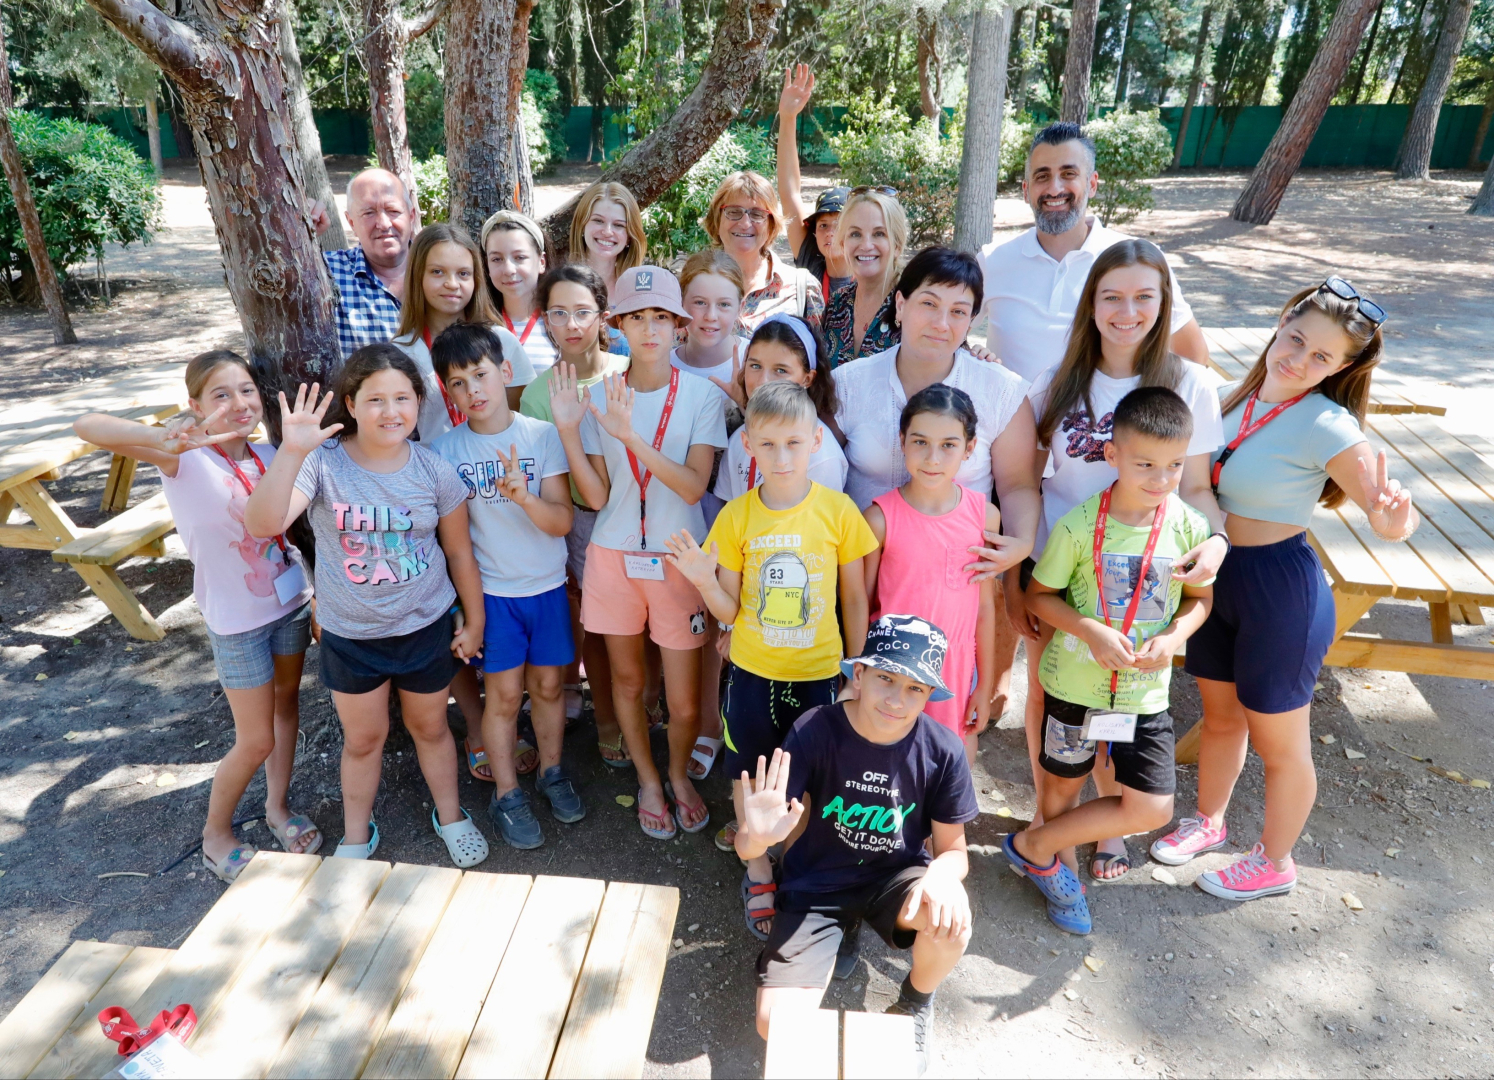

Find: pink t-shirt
<box><xmin>871</xmin><ymin>485</ymin><xmax>987</xmax><ymax>736</ymax></box>
<box><xmin>160</xmin><ymin>445</ymin><xmax>312</xmax><ymax>636</ymax></box>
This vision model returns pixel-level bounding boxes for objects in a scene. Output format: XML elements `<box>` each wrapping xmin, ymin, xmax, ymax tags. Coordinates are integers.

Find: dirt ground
<box><xmin>1</xmin><ymin>161</ymin><xmax>1493</xmax><ymax>1079</ymax></box>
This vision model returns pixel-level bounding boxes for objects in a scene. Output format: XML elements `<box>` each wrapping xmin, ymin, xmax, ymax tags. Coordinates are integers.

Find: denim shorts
<box><xmin>205</xmin><ymin>602</ymin><xmax>312</xmax><ymax>690</ymax></box>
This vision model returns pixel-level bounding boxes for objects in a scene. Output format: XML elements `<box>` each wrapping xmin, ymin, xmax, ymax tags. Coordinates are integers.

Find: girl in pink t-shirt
<box><xmin>75</xmin><ymin>351</ymin><xmax>319</xmax><ymax>882</ymax></box>
<box><xmin>863</xmin><ymin>384</ymin><xmax>999</xmax><ymax>761</ymax></box>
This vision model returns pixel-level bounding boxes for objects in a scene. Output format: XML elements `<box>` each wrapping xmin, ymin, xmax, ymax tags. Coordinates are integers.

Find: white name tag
<box><xmin>1082</xmin><ymin>710</ymin><xmax>1138</xmax><ymax>743</ymax></box>
<box><xmin>624</xmin><ymin>553</ymin><xmax>666</xmax><ymax>580</ymax></box>
<box><xmin>273</xmin><ymin>561</ymin><xmax>308</xmax><ymax>605</ymax></box>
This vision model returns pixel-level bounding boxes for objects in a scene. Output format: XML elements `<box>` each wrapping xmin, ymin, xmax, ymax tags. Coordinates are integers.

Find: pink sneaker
<box><xmin>1196</xmin><ymin>844</ymin><xmax>1297</xmax><ymax>901</ymax></box>
<box><xmin>1149</xmin><ymin>817</ymin><xmax>1228</xmax><ymax>866</ymax></box>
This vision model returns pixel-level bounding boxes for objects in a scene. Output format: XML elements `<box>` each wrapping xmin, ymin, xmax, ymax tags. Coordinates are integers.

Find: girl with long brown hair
<box><xmin>568</xmin><ymin>181</ymin><xmax>648</xmax><ymax>292</ymax></box>
<box><xmin>1150</xmin><ymin>278</ymin><xmax>1417</xmax><ymax>903</ymax></box>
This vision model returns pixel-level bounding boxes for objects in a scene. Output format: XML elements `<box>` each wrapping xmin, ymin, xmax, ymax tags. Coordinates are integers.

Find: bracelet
<box><xmin>1209</xmin><ymin>531</ymin><xmax>1232</xmax><ymax>554</ymax></box>
<box><xmin>717</xmin><ymin>621</ymin><xmax>732</xmax><ymax>633</ymax></box>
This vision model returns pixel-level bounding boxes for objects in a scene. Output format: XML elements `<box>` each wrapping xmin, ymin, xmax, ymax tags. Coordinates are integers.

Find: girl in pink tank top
<box><xmin>864</xmin><ymin>385</ymin><xmax>1001</xmax><ymax>759</ymax></box>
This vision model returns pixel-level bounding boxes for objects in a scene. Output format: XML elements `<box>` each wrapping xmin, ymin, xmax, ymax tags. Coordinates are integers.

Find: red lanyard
<box><xmin>1091</xmin><ymin>485</ymin><xmax>1167</xmax><ymax>707</ymax></box>
<box><xmin>821</xmin><ymin>271</ymin><xmax>831</xmax><ymax>302</ymax></box>
<box><xmin>746</xmin><ymin>457</ymin><xmax>757</xmax><ymax>490</ymax></box>
<box><xmin>213</xmin><ymin>444</ymin><xmax>289</xmax><ymax>555</ymax></box>
<box><xmin>422</xmin><ymin>328</ymin><xmax>467</xmax><ymax>427</ymax></box>
<box><xmin>503</xmin><ymin>309</ymin><xmax>540</xmax><ymax>344</ymax></box>
<box><xmin>1211</xmin><ymin>389</ymin><xmax>1310</xmax><ymax>492</ymax></box>
<box><xmin>624</xmin><ymin>366</ymin><xmax>681</xmax><ymax>550</ymax></box>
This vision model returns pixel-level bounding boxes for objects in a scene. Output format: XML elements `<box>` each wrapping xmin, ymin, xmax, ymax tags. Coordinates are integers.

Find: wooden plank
<box><xmin>0</xmin><ymin>362</ymin><xmax>183</xmax><ymax>442</ymax></box>
<box><xmin>267</xmin><ymin>863</ymin><xmax>463</xmax><ymax>1080</ymax></box>
<box><xmin>1199</xmin><ymin>329</ymin><xmax>1251</xmax><ymax>381</ymax></box>
<box><xmin>1455</xmin><ymin>603</ymin><xmax>1487</xmax><ymax>626</ymax></box>
<box><xmin>1307</xmin><ymin>507</ymin><xmax>1395</xmax><ymax>596</ymax></box>
<box><xmin>0</xmin><ymin>942</ymin><xmax>131</xmax><ymax>1079</ymax></box>
<box><xmin>0</xmin><ymin>523</ymin><xmax>61</xmax><ymax>550</ymax></box>
<box><xmin>27</xmin><ymin>948</ymin><xmax>173</xmax><ymax>1080</ymax></box>
<box><xmin>70</xmin><ymin>564</ymin><xmax>166</xmax><ymax>642</ymax></box>
<box><xmin>1174</xmin><ymin>720</ymin><xmax>1201</xmax><ymax>765</ymax></box>
<box><xmin>1395</xmin><ymin>416</ymin><xmax>1494</xmax><ymax>504</ymax></box>
<box><xmin>1371</xmin><ymin>416</ymin><xmax>1494</xmax><ymax>543</ymax></box>
<box><xmin>53</xmin><ymin>853</ymin><xmax>320</xmax><ymax>1080</ymax></box>
<box><xmin>8</xmin><ymin>480</ymin><xmax>84</xmax><ymax>546</ymax></box>
<box><xmin>191</xmin><ymin>858</ymin><xmax>391</xmax><ymax>1079</ymax></box>
<box><xmin>1334</xmin><ymin>591</ymin><xmax>1378</xmax><ymax>638</ymax></box>
<box><xmin>1325</xmin><ymin>634</ymin><xmax>1494</xmax><ymax>679</ymax></box>
<box><xmin>548</xmin><ymin>882</ymin><xmax>680</xmax><ymax>1080</ymax></box>
<box><xmin>1445</xmin><ymin>425</ymin><xmax>1494</xmax><ymax>462</ymax></box>
<box><xmin>764</xmin><ymin>1008</ymin><xmax>839</xmax><ymax>1080</ymax></box>
<box><xmin>1333</xmin><ymin>501</ymin><xmax>1449</xmax><ymax>602</ymax></box>
<box><xmin>0</xmin><ymin>403</ymin><xmax>180</xmax><ymax>493</ymax></box>
<box><xmin>1369</xmin><ymin>438</ymin><xmax>1494</xmax><ymax>602</ymax></box>
<box><xmin>101</xmin><ymin>455</ymin><xmax>138</xmax><ymax>514</ymax></box>
<box><xmin>842</xmin><ymin>1010</ymin><xmax>916</xmax><ymax>1080</ymax></box>
<box><xmin>1429</xmin><ymin>602</ymin><xmax>1454</xmax><ymax>645</ymax></box>
<box><xmin>52</xmin><ymin>493</ymin><xmax>174</xmax><ymax>565</ymax></box>
<box><xmin>361</xmin><ymin>872</ymin><xmax>533</xmax><ymax>1080</ymax></box>
<box><xmin>457</xmin><ymin>876</ymin><xmax>605</xmax><ymax>1080</ymax></box>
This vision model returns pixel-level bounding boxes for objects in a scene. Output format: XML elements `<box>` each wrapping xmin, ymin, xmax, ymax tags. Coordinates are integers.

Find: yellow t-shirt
<box><xmin>706</xmin><ymin>482</ymin><xmax>880</xmax><ymax>681</ymax></box>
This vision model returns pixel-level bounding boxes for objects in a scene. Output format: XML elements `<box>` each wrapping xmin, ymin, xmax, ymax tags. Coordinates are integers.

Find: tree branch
<box><xmin>86</xmin><ymin>0</ymin><xmax>205</xmax><ymax>88</ymax></box>
<box><xmin>406</xmin><ymin>0</ymin><xmax>453</xmax><ymax>41</ymax></box>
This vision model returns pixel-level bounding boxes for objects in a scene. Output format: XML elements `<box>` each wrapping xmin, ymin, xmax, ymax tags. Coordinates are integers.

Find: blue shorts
<box><xmin>1184</xmin><ymin>534</ymin><xmax>1335</xmax><ymax>714</ymax></box>
<box><xmin>478</xmin><ymin>585</ymin><xmax>576</xmax><ymax>673</ymax></box>
<box><xmin>320</xmin><ymin>612</ymin><xmax>459</xmax><ymax>696</ymax></box>
<box><xmin>205</xmin><ymin>602</ymin><xmax>311</xmax><ymax>690</ymax></box>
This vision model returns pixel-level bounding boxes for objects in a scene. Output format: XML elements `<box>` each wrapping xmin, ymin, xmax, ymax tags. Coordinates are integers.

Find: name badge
<box><xmin>624</xmin><ymin>553</ymin><xmax>666</xmax><ymax>581</ymax></box>
<box><xmin>1082</xmin><ymin>709</ymin><xmax>1138</xmax><ymax>743</ymax></box>
<box><xmin>274</xmin><ymin>561</ymin><xmax>308</xmax><ymax>605</ymax></box>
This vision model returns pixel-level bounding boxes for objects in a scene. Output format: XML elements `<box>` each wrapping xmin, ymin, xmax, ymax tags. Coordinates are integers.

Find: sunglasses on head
<box><xmin>1319</xmin><ymin>276</ymin><xmax>1386</xmax><ymax>326</ymax></box>
<box><xmin>850</xmin><ymin>185</ymin><xmax>898</xmax><ymax>198</ymax></box>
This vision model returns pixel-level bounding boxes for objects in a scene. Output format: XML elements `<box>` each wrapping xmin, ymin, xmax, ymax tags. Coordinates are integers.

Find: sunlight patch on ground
<box><xmin>0</xmin><ymin>758</ymin><xmax>85</xmax><ymax>843</ymax></box>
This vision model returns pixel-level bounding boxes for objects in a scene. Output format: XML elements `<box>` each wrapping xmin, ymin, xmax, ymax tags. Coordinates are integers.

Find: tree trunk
<box><xmin>1008</xmin><ymin>8</ymin><xmax>1028</xmax><ymax>116</ymax></box>
<box><xmin>1229</xmin><ymin>0</ymin><xmax>1381</xmax><ymax>224</ymax></box>
<box><xmin>1384</xmin><ymin>0</ymin><xmax>1431</xmax><ymax>105</ymax></box>
<box><xmin>917</xmin><ymin>7</ymin><xmax>943</xmax><ymax>133</ymax></box>
<box><xmin>144</xmin><ymin>95</ymin><xmax>163</xmax><ymax>176</ymax></box>
<box><xmin>954</xmin><ymin>2</ymin><xmax>1013</xmax><ymax>253</ymax></box>
<box><xmin>1060</xmin><ymin>0</ymin><xmax>1100</xmax><ymax>122</ymax></box>
<box><xmin>279</xmin><ymin>7</ymin><xmax>347</xmax><ymax>252</ymax></box>
<box><xmin>1113</xmin><ymin>0</ymin><xmax>1135</xmax><ymax>105</ymax></box>
<box><xmin>86</xmin><ymin>0</ymin><xmax>341</xmax><ymax>401</ymax></box>
<box><xmin>1469</xmin><ymin>154</ymin><xmax>1494</xmax><ymax>215</ymax></box>
<box><xmin>445</xmin><ymin>0</ymin><xmax>534</xmax><ymax>239</ymax></box>
<box><xmin>538</xmin><ymin>0</ymin><xmax>783</xmax><ymax>257</ymax></box>
<box><xmin>1469</xmin><ymin>93</ymin><xmax>1494</xmax><ymax>171</ymax></box>
<box><xmin>1393</xmin><ymin>0</ymin><xmax>1474</xmax><ymax>180</ymax></box>
<box><xmin>1347</xmin><ymin>0</ymin><xmax>1384</xmax><ymax>104</ymax></box>
<box><xmin>0</xmin><ymin>16</ymin><xmax>76</xmax><ymax>344</ymax></box>
<box><xmin>1172</xmin><ymin>3</ymin><xmax>1212</xmax><ymax>169</ymax></box>
<box><xmin>365</xmin><ymin>0</ymin><xmax>418</xmax><ymax>225</ymax></box>
<box><xmin>513</xmin><ymin>115</ymin><xmax>534</xmax><ymax>216</ymax></box>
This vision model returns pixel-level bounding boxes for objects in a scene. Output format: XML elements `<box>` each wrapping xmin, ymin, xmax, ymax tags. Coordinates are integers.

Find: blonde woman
<box><xmin>822</xmin><ymin>187</ymin><xmax>909</xmax><ymax>370</ymax></box>
<box><xmin>569</xmin><ymin>181</ymin><xmax>648</xmax><ymax>293</ymax></box>
<box><xmin>703</xmin><ymin>170</ymin><xmax>824</xmax><ymax>333</ymax></box>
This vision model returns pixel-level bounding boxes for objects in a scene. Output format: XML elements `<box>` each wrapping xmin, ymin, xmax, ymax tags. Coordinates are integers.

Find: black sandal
<box><xmin>1090</xmin><ymin>848</ymin><xmax>1132</xmax><ymax>882</ymax></box>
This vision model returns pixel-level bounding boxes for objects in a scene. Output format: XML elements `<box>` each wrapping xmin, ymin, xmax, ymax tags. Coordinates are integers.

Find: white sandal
<box><xmin>688</xmin><ymin>736</ymin><xmax>723</xmax><ymax>780</ymax></box>
<box><xmin>433</xmin><ymin>808</ymin><xmax>489</xmax><ymax>868</ymax></box>
<box><xmin>564</xmin><ymin>683</ymin><xmax>585</xmax><ymax>722</ymax></box>
<box><xmin>333</xmin><ymin>821</ymin><xmax>379</xmax><ymax>860</ymax></box>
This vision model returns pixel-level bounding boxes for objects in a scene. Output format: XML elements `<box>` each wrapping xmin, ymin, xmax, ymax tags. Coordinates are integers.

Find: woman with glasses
<box><xmin>821</xmin><ymin>187</ymin><xmax>909</xmax><ymax>370</ymax></box>
<box><xmin>703</xmin><ymin>171</ymin><xmax>824</xmax><ymax>333</ymax></box>
<box><xmin>775</xmin><ymin>64</ymin><xmax>853</xmax><ymax>301</ymax></box>
<box><xmin>1147</xmin><ymin>279</ymin><xmax>1417</xmax><ymax>904</ymax></box>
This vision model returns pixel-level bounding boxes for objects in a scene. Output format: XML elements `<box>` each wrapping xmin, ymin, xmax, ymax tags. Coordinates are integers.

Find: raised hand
<box><xmin>277</xmin><ymin>383</ymin><xmax>342</xmax><ymax>455</ymax></box>
<box><xmin>159</xmin><ymin>404</ymin><xmax>239</xmax><ymax>454</ymax></box>
<box><xmin>496</xmin><ymin>443</ymin><xmax>532</xmax><ymax>505</ymax></box>
<box><xmin>664</xmin><ymin>529</ymin><xmax>720</xmax><ymax>590</ymax></box>
<box><xmin>739</xmin><ymin>749</ymin><xmax>804</xmax><ymax>848</ymax></box>
<box><xmin>709</xmin><ymin>340</ymin><xmax>747</xmax><ymax>409</ymax></box>
<box><xmin>549</xmin><ymin>363</ymin><xmax>588</xmax><ymax>431</ymax></box>
<box><xmin>592</xmin><ymin>372</ymin><xmax>636</xmax><ymax>443</ymax></box>
<box><xmin>777</xmin><ymin>64</ymin><xmax>815</xmax><ymax>118</ymax></box>
<box><xmin>1358</xmin><ymin>450</ymin><xmax>1414</xmax><ymax>538</ymax></box>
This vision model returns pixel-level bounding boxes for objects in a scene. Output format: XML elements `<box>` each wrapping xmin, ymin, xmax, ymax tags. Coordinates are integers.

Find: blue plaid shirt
<box><xmin>324</xmin><ymin>246</ymin><xmax>402</xmax><ymax>359</ymax></box>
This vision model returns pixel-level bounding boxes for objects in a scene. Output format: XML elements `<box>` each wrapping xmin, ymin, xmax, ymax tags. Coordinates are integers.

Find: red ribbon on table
<box><xmin>98</xmin><ymin>1003</ymin><xmax>197</xmax><ymax>1057</ymax></box>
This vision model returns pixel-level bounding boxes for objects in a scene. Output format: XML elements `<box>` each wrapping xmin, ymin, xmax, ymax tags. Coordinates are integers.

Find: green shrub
<box><xmin>642</xmin><ymin>123</ymin><xmax>774</xmax><ymax>260</ymax></box>
<box><xmin>999</xmin><ymin>114</ymin><xmax>1040</xmax><ymax>187</ymax></box>
<box><xmin>400</xmin><ymin>69</ymin><xmax>565</xmax><ymax>174</ymax></box>
<box><xmin>523</xmin><ymin>69</ymin><xmax>568</xmax><ymax>172</ymax></box>
<box><xmin>828</xmin><ymin>92</ymin><xmax>961</xmax><ymax>246</ymax></box>
<box><xmin>0</xmin><ymin>110</ymin><xmax>159</xmax><ymax>289</ymax></box>
<box><xmin>413</xmin><ymin>154</ymin><xmax>449</xmax><ymax>224</ymax></box>
<box><xmin>406</xmin><ymin>69</ymin><xmax>445</xmax><ymax>160</ymax></box>
<box><xmin>1087</xmin><ymin>109</ymin><xmax>1173</xmax><ymax>225</ymax></box>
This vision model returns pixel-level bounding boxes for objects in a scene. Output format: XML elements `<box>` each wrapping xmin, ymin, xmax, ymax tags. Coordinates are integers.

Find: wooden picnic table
<box><xmin>0</xmin><ymin>853</ymin><xmax>679</xmax><ymax>1080</ymax></box>
<box><xmin>0</xmin><ymin>363</ymin><xmax>186</xmax><ymax>640</ymax></box>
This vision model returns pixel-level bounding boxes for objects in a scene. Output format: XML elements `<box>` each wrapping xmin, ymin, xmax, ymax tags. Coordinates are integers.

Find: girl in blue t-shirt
<box><xmin>1149</xmin><ymin>279</ymin><xmax>1417</xmax><ymax>904</ymax></box>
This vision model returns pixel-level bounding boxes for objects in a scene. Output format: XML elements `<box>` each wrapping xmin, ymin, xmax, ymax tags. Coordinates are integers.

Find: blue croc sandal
<box><xmin>1004</xmin><ymin>833</ymin><xmax>1085</xmax><ymax>907</ymax></box>
<box><xmin>1047</xmin><ymin>893</ymin><xmax>1092</xmax><ymax>935</ymax></box>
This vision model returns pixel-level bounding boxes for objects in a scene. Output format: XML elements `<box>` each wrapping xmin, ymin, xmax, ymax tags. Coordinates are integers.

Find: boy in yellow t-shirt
<box><xmin>666</xmin><ymin>381</ymin><xmax>878</xmax><ymax>941</ymax></box>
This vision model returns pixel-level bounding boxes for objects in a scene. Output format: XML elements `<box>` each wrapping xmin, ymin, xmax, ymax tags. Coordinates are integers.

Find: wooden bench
<box><xmin>763</xmin><ymin>1007</ymin><xmax>915</xmax><ymax>1080</ymax></box>
<box><xmin>1</xmin><ymin>854</ymin><xmax>679</xmax><ymax>1080</ymax></box>
<box><xmin>46</xmin><ymin>493</ymin><xmax>176</xmax><ymax>642</ymax></box>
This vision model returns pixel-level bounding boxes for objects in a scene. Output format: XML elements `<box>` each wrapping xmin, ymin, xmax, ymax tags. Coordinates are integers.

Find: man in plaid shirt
<box><xmin>312</xmin><ymin>168</ymin><xmax>417</xmax><ymax>359</ymax></box>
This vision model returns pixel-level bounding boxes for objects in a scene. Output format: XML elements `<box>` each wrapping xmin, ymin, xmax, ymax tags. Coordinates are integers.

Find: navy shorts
<box><xmin>320</xmin><ymin>612</ymin><xmax>460</xmax><ymax>696</ymax></box>
<box><xmin>1184</xmin><ymin>533</ymin><xmax>1335</xmax><ymax>714</ymax></box>
<box><xmin>721</xmin><ymin>664</ymin><xmax>838</xmax><ymax>779</ymax></box>
<box><xmin>1037</xmin><ymin>694</ymin><xmax>1176</xmax><ymax>796</ymax></box>
<box><xmin>478</xmin><ymin>585</ymin><xmax>576</xmax><ymax>673</ymax></box>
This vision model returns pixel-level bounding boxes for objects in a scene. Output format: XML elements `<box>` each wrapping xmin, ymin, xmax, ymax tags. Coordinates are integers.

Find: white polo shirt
<box><xmin>979</xmin><ymin>217</ymin><xmax>1195</xmax><ymax>384</ymax></box>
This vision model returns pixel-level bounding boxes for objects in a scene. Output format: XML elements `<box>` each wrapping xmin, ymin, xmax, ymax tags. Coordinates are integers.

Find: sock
<box><xmin>899</xmin><ymin>976</ymin><xmax>934</xmax><ymax>1007</ymax></box>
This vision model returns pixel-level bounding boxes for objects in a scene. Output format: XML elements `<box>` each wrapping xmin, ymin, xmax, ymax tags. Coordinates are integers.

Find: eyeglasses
<box><xmin>850</xmin><ymin>185</ymin><xmax>898</xmax><ymax>198</ymax></box>
<box><xmin>1319</xmin><ymin>276</ymin><xmax>1386</xmax><ymax>326</ymax></box>
<box><xmin>721</xmin><ymin>206</ymin><xmax>769</xmax><ymax>223</ymax></box>
<box><xmin>545</xmin><ymin>307</ymin><xmax>600</xmax><ymax>325</ymax></box>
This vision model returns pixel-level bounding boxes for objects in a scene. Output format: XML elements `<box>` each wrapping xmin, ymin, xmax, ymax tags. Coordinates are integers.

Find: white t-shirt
<box><xmin>580</xmin><ymin>369</ymin><xmax>728</xmax><ymax>552</ymax></box>
<box><xmin>159</xmin><ymin>444</ymin><xmax>313</xmax><ymax>637</ymax></box>
<box><xmin>503</xmin><ymin>311</ymin><xmax>559</xmax><ymax>378</ymax></box>
<box><xmin>1027</xmin><ymin>361</ymin><xmax>1225</xmax><ymax>552</ymax></box>
<box><xmin>713</xmin><ymin>422</ymin><xmax>849</xmax><ymax>501</ymax></box>
<box><xmin>669</xmin><ymin>345</ymin><xmax>745</xmax><ymax>414</ymax></box>
<box><xmin>833</xmin><ymin>345</ymin><xmax>1029</xmax><ymax>510</ymax></box>
<box><xmin>979</xmin><ymin>218</ymin><xmax>1196</xmax><ymax>384</ymax></box>
<box><xmin>430</xmin><ymin>414</ymin><xmax>569</xmax><ymax>597</ymax></box>
<box><xmin>393</xmin><ymin>326</ymin><xmax>535</xmax><ymax>445</ymax></box>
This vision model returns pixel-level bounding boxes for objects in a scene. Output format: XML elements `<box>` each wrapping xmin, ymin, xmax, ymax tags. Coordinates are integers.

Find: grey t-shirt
<box><xmin>430</xmin><ymin>415</ymin><xmax>569</xmax><ymax>597</ymax></box>
<box><xmin>294</xmin><ymin>441</ymin><xmax>468</xmax><ymax>639</ymax></box>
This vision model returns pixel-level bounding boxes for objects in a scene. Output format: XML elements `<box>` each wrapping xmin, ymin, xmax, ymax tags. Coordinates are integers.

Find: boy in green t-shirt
<box><xmin>1007</xmin><ymin>387</ymin><xmax>1215</xmax><ymax>936</ymax></box>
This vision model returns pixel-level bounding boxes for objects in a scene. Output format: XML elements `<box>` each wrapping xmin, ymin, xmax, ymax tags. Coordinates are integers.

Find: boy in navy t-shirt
<box><xmin>735</xmin><ymin>614</ymin><xmax>978</xmax><ymax>1076</ymax></box>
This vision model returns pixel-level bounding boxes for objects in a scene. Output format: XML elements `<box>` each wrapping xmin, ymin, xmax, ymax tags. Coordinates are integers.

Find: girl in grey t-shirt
<box><xmin>244</xmin><ymin>345</ymin><xmax>492</xmax><ymax>870</ymax></box>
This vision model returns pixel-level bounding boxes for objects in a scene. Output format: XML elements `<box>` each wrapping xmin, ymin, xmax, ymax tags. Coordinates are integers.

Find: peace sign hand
<box><xmin>549</xmin><ymin>363</ymin><xmax>588</xmax><ymax>431</ymax></box>
<box><xmin>778</xmin><ymin>64</ymin><xmax>815</xmax><ymax>119</ymax></box>
<box><xmin>159</xmin><ymin>404</ymin><xmax>241</xmax><ymax>454</ymax></box>
<box><xmin>496</xmin><ymin>443</ymin><xmax>532</xmax><ymax>506</ymax></box>
<box><xmin>277</xmin><ymin>383</ymin><xmax>343</xmax><ymax>455</ymax></box>
<box><xmin>709</xmin><ymin>340</ymin><xmax>747</xmax><ymax>409</ymax></box>
<box><xmin>1359</xmin><ymin>450</ymin><xmax>1414</xmax><ymax>539</ymax></box>
<box><xmin>739</xmin><ymin>749</ymin><xmax>804</xmax><ymax>849</ymax></box>
<box><xmin>592</xmin><ymin>372</ymin><xmax>636</xmax><ymax>444</ymax></box>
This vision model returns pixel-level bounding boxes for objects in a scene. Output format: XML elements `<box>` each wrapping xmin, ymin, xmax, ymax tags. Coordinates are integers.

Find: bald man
<box><xmin>315</xmin><ymin>168</ymin><xmax>418</xmax><ymax>358</ymax></box>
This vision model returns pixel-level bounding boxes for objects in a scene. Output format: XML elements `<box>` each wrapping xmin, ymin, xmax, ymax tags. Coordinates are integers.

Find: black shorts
<box><xmin>319</xmin><ymin>612</ymin><xmax>460</xmax><ymax>696</ymax></box>
<box><xmin>721</xmin><ymin>664</ymin><xmax>838</xmax><ymax>779</ymax></box>
<box><xmin>1037</xmin><ymin>693</ymin><xmax>1176</xmax><ymax>796</ymax></box>
<box><xmin>756</xmin><ymin>866</ymin><xmax>927</xmax><ymax>989</ymax></box>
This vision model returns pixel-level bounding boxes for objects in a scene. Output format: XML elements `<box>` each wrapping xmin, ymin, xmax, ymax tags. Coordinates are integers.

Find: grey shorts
<box><xmin>566</xmin><ymin>506</ymin><xmax>597</xmax><ymax>585</ymax></box>
<box><xmin>205</xmin><ymin>602</ymin><xmax>312</xmax><ymax>690</ymax></box>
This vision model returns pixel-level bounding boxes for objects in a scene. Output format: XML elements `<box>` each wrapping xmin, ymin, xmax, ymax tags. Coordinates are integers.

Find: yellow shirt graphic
<box><xmin>707</xmin><ymin>483</ymin><xmax>880</xmax><ymax>681</ymax></box>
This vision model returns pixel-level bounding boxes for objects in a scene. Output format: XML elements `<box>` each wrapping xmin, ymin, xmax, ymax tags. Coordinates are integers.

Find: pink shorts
<box><xmin>580</xmin><ymin>544</ymin><xmax>709</xmax><ymax>651</ymax></box>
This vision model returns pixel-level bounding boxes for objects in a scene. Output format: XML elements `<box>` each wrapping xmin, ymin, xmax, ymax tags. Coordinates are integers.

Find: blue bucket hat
<box><xmin>839</xmin><ymin>613</ymin><xmax>953</xmax><ymax>701</ymax></box>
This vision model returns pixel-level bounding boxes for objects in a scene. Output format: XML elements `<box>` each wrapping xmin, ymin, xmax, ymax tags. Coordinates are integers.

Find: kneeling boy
<box><xmin>1007</xmin><ymin>386</ymin><xmax>1214</xmax><ymax>934</ymax></box>
<box><xmin>738</xmin><ymin>614</ymin><xmax>978</xmax><ymax>1076</ymax></box>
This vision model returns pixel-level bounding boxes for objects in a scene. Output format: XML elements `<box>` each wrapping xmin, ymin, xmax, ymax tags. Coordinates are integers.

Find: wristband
<box><xmin>1210</xmin><ymin>531</ymin><xmax>1232</xmax><ymax>555</ymax></box>
<box><xmin>717</xmin><ymin>621</ymin><xmax>732</xmax><ymax>633</ymax></box>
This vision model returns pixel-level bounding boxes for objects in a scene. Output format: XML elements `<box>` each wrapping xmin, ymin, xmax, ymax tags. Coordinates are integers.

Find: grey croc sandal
<box><xmin>433</xmin><ymin>808</ymin><xmax>489</xmax><ymax>868</ymax></box>
<box><xmin>333</xmin><ymin>821</ymin><xmax>379</xmax><ymax>860</ymax></box>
